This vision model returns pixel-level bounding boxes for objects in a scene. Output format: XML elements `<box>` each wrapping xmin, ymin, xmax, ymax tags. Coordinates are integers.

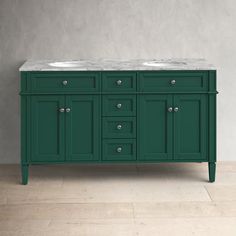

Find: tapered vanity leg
<box><xmin>208</xmin><ymin>162</ymin><xmax>216</xmax><ymax>183</ymax></box>
<box><xmin>21</xmin><ymin>164</ymin><xmax>29</xmax><ymax>185</ymax></box>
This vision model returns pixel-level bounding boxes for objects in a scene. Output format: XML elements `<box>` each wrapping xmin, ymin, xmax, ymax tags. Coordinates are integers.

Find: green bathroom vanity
<box><xmin>20</xmin><ymin>59</ymin><xmax>217</xmax><ymax>184</ymax></box>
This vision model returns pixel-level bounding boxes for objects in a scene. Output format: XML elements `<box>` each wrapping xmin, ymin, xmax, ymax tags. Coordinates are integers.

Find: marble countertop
<box><xmin>19</xmin><ymin>59</ymin><xmax>216</xmax><ymax>71</ymax></box>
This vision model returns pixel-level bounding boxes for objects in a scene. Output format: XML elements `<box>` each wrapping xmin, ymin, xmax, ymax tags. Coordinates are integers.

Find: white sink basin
<box><xmin>143</xmin><ymin>61</ymin><xmax>187</xmax><ymax>67</ymax></box>
<box><xmin>48</xmin><ymin>61</ymin><xmax>85</xmax><ymax>68</ymax></box>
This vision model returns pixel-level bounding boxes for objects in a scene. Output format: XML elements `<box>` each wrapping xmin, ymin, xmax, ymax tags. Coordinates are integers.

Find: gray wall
<box><xmin>0</xmin><ymin>0</ymin><xmax>235</xmax><ymax>163</ymax></box>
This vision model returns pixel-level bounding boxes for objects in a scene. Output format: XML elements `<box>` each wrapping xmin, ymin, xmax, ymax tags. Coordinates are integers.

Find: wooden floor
<box><xmin>0</xmin><ymin>162</ymin><xmax>236</xmax><ymax>236</ymax></box>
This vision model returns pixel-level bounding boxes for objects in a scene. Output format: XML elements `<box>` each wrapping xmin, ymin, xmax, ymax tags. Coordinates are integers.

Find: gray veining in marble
<box><xmin>19</xmin><ymin>59</ymin><xmax>215</xmax><ymax>71</ymax></box>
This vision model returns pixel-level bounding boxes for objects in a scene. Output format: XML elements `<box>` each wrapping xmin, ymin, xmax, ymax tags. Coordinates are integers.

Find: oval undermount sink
<box><xmin>48</xmin><ymin>61</ymin><xmax>85</xmax><ymax>68</ymax></box>
<box><xmin>143</xmin><ymin>61</ymin><xmax>187</xmax><ymax>67</ymax></box>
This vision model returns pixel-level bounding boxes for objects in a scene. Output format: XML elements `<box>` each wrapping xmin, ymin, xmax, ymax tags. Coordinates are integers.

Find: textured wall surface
<box><xmin>0</xmin><ymin>0</ymin><xmax>235</xmax><ymax>163</ymax></box>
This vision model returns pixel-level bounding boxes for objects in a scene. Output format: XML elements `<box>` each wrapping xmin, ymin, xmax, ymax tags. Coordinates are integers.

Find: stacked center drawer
<box><xmin>102</xmin><ymin>72</ymin><xmax>137</xmax><ymax>161</ymax></box>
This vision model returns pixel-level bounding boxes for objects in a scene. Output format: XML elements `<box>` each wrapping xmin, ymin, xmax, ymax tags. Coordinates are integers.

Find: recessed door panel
<box><xmin>139</xmin><ymin>95</ymin><xmax>173</xmax><ymax>160</ymax></box>
<box><xmin>31</xmin><ymin>96</ymin><xmax>65</xmax><ymax>162</ymax></box>
<box><xmin>66</xmin><ymin>95</ymin><xmax>100</xmax><ymax>161</ymax></box>
<box><xmin>174</xmin><ymin>94</ymin><xmax>207</xmax><ymax>160</ymax></box>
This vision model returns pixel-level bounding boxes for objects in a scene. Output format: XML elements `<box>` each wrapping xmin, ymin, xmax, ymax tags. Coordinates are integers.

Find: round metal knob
<box><xmin>62</xmin><ymin>80</ymin><xmax>68</xmax><ymax>86</ymax></box>
<box><xmin>170</xmin><ymin>80</ymin><xmax>176</xmax><ymax>85</ymax></box>
<box><xmin>168</xmin><ymin>107</ymin><xmax>173</xmax><ymax>112</ymax></box>
<box><xmin>116</xmin><ymin>80</ymin><xmax>122</xmax><ymax>86</ymax></box>
<box><xmin>174</xmin><ymin>107</ymin><xmax>179</xmax><ymax>112</ymax></box>
<box><xmin>116</xmin><ymin>103</ymin><xmax>122</xmax><ymax>109</ymax></box>
<box><xmin>116</xmin><ymin>147</ymin><xmax>122</xmax><ymax>153</ymax></box>
<box><xmin>59</xmin><ymin>108</ymin><xmax>65</xmax><ymax>113</ymax></box>
<box><xmin>66</xmin><ymin>108</ymin><xmax>71</xmax><ymax>113</ymax></box>
<box><xmin>117</xmin><ymin>124</ymin><xmax>122</xmax><ymax>130</ymax></box>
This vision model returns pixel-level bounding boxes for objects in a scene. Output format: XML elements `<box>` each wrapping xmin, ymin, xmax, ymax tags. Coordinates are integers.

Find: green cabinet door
<box><xmin>174</xmin><ymin>94</ymin><xmax>207</xmax><ymax>160</ymax></box>
<box><xmin>65</xmin><ymin>95</ymin><xmax>100</xmax><ymax>161</ymax></box>
<box><xmin>139</xmin><ymin>95</ymin><xmax>173</xmax><ymax>160</ymax></box>
<box><xmin>31</xmin><ymin>96</ymin><xmax>65</xmax><ymax>162</ymax></box>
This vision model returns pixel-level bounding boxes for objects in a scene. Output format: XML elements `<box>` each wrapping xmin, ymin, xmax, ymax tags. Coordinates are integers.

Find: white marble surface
<box><xmin>19</xmin><ymin>59</ymin><xmax>215</xmax><ymax>71</ymax></box>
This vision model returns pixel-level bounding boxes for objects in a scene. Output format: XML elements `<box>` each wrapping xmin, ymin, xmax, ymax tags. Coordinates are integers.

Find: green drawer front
<box><xmin>102</xmin><ymin>72</ymin><xmax>136</xmax><ymax>92</ymax></box>
<box><xmin>102</xmin><ymin>95</ymin><xmax>136</xmax><ymax>116</ymax></box>
<box><xmin>102</xmin><ymin>139</ymin><xmax>136</xmax><ymax>161</ymax></box>
<box><xmin>30</xmin><ymin>72</ymin><xmax>100</xmax><ymax>92</ymax></box>
<box><xmin>139</xmin><ymin>72</ymin><xmax>208</xmax><ymax>92</ymax></box>
<box><xmin>103</xmin><ymin>117</ymin><xmax>136</xmax><ymax>138</ymax></box>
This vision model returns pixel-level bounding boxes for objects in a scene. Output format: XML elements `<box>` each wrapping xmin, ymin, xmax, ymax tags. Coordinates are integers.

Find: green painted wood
<box><xmin>30</xmin><ymin>72</ymin><xmax>100</xmax><ymax>92</ymax></box>
<box><xmin>102</xmin><ymin>139</ymin><xmax>136</xmax><ymax>161</ymax></box>
<box><xmin>21</xmin><ymin>72</ymin><xmax>29</xmax><ymax>184</ymax></box>
<box><xmin>20</xmin><ymin>72</ymin><xmax>28</xmax><ymax>92</ymax></box>
<box><xmin>65</xmin><ymin>95</ymin><xmax>100</xmax><ymax>161</ymax></box>
<box><xmin>139</xmin><ymin>94</ymin><xmax>173</xmax><ymax>160</ymax></box>
<box><xmin>21</xmin><ymin>164</ymin><xmax>29</xmax><ymax>185</ymax></box>
<box><xmin>103</xmin><ymin>117</ymin><xmax>136</xmax><ymax>139</ymax></box>
<box><xmin>28</xmin><ymin>159</ymin><xmax>212</xmax><ymax>164</ymax></box>
<box><xmin>20</xmin><ymin>70</ymin><xmax>217</xmax><ymax>184</ymax></box>
<box><xmin>31</xmin><ymin>95</ymin><xmax>65</xmax><ymax>162</ymax></box>
<box><xmin>139</xmin><ymin>71</ymin><xmax>208</xmax><ymax>92</ymax></box>
<box><xmin>208</xmin><ymin>71</ymin><xmax>217</xmax><ymax>182</ymax></box>
<box><xmin>102</xmin><ymin>72</ymin><xmax>137</xmax><ymax>92</ymax></box>
<box><xmin>208</xmin><ymin>71</ymin><xmax>217</xmax><ymax>163</ymax></box>
<box><xmin>20</xmin><ymin>74</ymin><xmax>27</xmax><ymax>165</ymax></box>
<box><xmin>209</xmin><ymin>162</ymin><xmax>216</xmax><ymax>182</ymax></box>
<box><xmin>102</xmin><ymin>95</ymin><xmax>136</xmax><ymax>117</ymax></box>
<box><xmin>174</xmin><ymin>94</ymin><xmax>207</xmax><ymax>160</ymax></box>
<box><xmin>209</xmin><ymin>70</ymin><xmax>217</xmax><ymax>92</ymax></box>
<box><xmin>20</xmin><ymin>91</ymin><xmax>218</xmax><ymax>96</ymax></box>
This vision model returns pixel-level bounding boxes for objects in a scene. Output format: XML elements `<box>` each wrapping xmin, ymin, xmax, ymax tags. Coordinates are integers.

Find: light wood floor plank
<box><xmin>0</xmin><ymin>163</ymin><xmax>236</xmax><ymax>236</ymax></box>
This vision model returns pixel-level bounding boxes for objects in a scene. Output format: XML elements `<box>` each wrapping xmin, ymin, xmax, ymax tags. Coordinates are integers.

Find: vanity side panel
<box><xmin>20</xmin><ymin>72</ymin><xmax>28</xmax><ymax>165</ymax></box>
<box><xmin>21</xmin><ymin>72</ymin><xmax>32</xmax><ymax>171</ymax></box>
<box><xmin>208</xmin><ymin>70</ymin><xmax>217</xmax><ymax>163</ymax></box>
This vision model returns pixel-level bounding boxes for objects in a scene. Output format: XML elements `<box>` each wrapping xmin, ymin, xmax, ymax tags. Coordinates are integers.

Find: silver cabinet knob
<box><xmin>117</xmin><ymin>124</ymin><xmax>122</xmax><ymax>130</ymax></box>
<box><xmin>116</xmin><ymin>80</ymin><xmax>122</xmax><ymax>85</ymax></box>
<box><xmin>171</xmin><ymin>79</ymin><xmax>176</xmax><ymax>85</ymax></box>
<box><xmin>117</xmin><ymin>147</ymin><xmax>122</xmax><ymax>153</ymax></box>
<box><xmin>116</xmin><ymin>103</ymin><xmax>122</xmax><ymax>109</ymax></box>
<box><xmin>59</xmin><ymin>108</ymin><xmax>65</xmax><ymax>113</ymax></box>
<box><xmin>62</xmin><ymin>80</ymin><xmax>68</xmax><ymax>86</ymax></box>
<box><xmin>66</xmin><ymin>108</ymin><xmax>71</xmax><ymax>113</ymax></box>
<box><xmin>174</xmin><ymin>107</ymin><xmax>179</xmax><ymax>112</ymax></box>
<box><xmin>168</xmin><ymin>107</ymin><xmax>173</xmax><ymax>112</ymax></box>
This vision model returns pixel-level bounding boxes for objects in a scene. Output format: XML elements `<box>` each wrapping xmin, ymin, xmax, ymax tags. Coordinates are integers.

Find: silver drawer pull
<box><xmin>174</xmin><ymin>107</ymin><xmax>179</xmax><ymax>112</ymax></box>
<box><xmin>170</xmin><ymin>79</ymin><xmax>176</xmax><ymax>85</ymax></box>
<box><xmin>59</xmin><ymin>108</ymin><xmax>65</xmax><ymax>113</ymax></box>
<box><xmin>62</xmin><ymin>80</ymin><xmax>68</xmax><ymax>86</ymax></box>
<box><xmin>116</xmin><ymin>80</ymin><xmax>122</xmax><ymax>85</ymax></box>
<box><xmin>116</xmin><ymin>147</ymin><xmax>122</xmax><ymax>153</ymax></box>
<box><xmin>66</xmin><ymin>108</ymin><xmax>71</xmax><ymax>113</ymax></box>
<box><xmin>117</xmin><ymin>124</ymin><xmax>122</xmax><ymax>130</ymax></box>
<box><xmin>168</xmin><ymin>107</ymin><xmax>173</xmax><ymax>112</ymax></box>
<box><xmin>116</xmin><ymin>103</ymin><xmax>122</xmax><ymax>109</ymax></box>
